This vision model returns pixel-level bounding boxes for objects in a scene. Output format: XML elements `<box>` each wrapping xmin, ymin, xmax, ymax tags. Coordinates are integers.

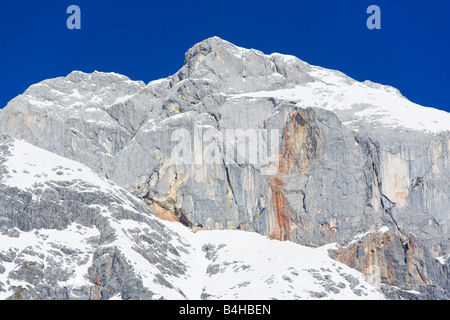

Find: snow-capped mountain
<box><xmin>0</xmin><ymin>37</ymin><xmax>448</xmax><ymax>299</ymax></box>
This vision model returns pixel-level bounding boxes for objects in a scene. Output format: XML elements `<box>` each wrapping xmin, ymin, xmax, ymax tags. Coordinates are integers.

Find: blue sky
<box><xmin>1</xmin><ymin>0</ymin><xmax>449</xmax><ymax>113</ymax></box>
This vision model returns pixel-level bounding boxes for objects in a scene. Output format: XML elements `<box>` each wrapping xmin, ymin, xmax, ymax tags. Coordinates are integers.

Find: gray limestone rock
<box><xmin>0</xmin><ymin>37</ymin><xmax>449</xmax><ymax>299</ymax></box>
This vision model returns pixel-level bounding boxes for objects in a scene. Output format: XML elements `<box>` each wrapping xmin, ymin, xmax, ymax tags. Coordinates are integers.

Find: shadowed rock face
<box><xmin>0</xmin><ymin>37</ymin><xmax>449</xmax><ymax>299</ymax></box>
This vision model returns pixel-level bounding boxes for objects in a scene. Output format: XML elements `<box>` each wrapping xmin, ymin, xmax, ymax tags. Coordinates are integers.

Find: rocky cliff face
<box><xmin>0</xmin><ymin>37</ymin><xmax>449</xmax><ymax>299</ymax></box>
<box><xmin>0</xmin><ymin>133</ymin><xmax>383</xmax><ymax>299</ymax></box>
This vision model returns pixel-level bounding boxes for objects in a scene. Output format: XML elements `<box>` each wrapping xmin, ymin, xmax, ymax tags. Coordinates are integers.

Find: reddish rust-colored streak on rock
<box><xmin>93</xmin><ymin>274</ymin><xmax>102</xmax><ymax>300</ymax></box>
<box><xmin>271</xmin><ymin>177</ymin><xmax>289</xmax><ymax>241</ymax></box>
<box><xmin>269</xmin><ymin>115</ymin><xmax>300</xmax><ymax>241</ymax></box>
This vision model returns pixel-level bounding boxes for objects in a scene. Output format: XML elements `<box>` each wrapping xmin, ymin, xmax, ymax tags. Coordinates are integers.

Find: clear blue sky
<box><xmin>1</xmin><ymin>0</ymin><xmax>449</xmax><ymax>113</ymax></box>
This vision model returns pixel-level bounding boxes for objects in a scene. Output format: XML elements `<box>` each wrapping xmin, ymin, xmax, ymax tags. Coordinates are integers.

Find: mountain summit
<box><xmin>0</xmin><ymin>37</ymin><xmax>449</xmax><ymax>299</ymax></box>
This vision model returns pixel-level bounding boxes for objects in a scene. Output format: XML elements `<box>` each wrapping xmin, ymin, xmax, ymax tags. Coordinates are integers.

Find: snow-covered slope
<box><xmin>232</xmin><ymin>60</ymin><xmax>450</xmax><ymax>133</ymax></box>
<box><xmin>0</xmin><ymin>134</ymin><xmax>384</xmax><ymax>300</ymax></box>
<box><xmin>178</xmin><ymin>37</ymin><xmax>450</xmax><ymax>133</ymax></box>
<box><xmin>168</xmin><ymin>222</ymin><xmax>384</xmax><ymax>300</ymax></box>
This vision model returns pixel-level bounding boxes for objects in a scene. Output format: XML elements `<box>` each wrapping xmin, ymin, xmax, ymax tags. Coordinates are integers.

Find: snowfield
<box><xmin>232</xmin><ymin>64</ymin><xmax>450</xmax><ymax>133</ymax></box>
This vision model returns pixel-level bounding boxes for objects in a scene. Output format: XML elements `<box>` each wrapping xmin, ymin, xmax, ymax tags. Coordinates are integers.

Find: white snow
<box><xmin>436</xmin><ymin>255</ymin><xmax>448</xmax><ymax>265</ymax></box>
<box><xmin>1</xmin><ymin>139</ymin><xmax>115</xmax><ymax>194</ymax></box>
<box><xmin>232</xmin><ymin>65</ymin><xmax>450</xmax><ymax>133</ymax></box>
<box><xmin>378</xmin><ymin>226</ymin><xmax>389</xmax><ymax>233</ymax></box>
<box><xmin>161</xmin><ymin>221</ymin><xmax>385</xmax><ymax>300</ymax></box>
<box><xmin>342</xmin><ymin>230</ymin><xmax>373</xmax><ymax>248</ymax></box>
<box><xmin>0</xmin><ymin>139</ymin><xmax>145</xmax><ymax>218</ymax></box>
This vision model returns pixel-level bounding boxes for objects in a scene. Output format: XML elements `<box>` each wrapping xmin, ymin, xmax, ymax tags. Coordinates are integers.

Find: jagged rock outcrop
<box><xmin>0</xmin><ymin>37</ymin><xmax>449</xmax><ymax>299</ymax></box>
